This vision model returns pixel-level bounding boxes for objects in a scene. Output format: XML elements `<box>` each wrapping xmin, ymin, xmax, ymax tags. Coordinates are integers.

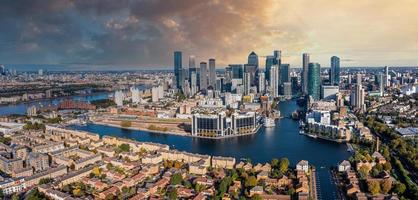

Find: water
<box><xmin>0</xmin><ymin>93</ymin><xmax>109</xmax><ymax>116</ymax></box>
<box><xmin>70</xmin><ymin>100</ymin><xmax>350</xmax><ymax>199</ymax></box>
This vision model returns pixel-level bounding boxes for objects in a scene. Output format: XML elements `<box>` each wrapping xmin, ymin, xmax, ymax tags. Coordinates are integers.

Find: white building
<box><xmin>258</xmin><ymin>72</ymin><xmax>265</xmax><ymax>94</ymax></box>
<box><xmin>321</xmin><ymin>85</ymin><xmax>339</xmax><ymax>100</ymax></box>
<box><xmin>338</xmin><ymin>160</ymin><xmax>351</xmax><ymax>172</ymax></box>
<box><xmin>269</xmin><ymin>65</ymin><xmax>279</xmax><ymax>98</ymax></box>
<box><xmin>27</xmin><ymin>105</ymin><xmax>37</xmax><ymax>117</ymax></box>
<box><xmin>114</xmin><ymin>90</ymin><xmax>124</xmax><ymax>107</ymax></box>
<box><xmin>306</xmin><ymin>110</ymin><xmax>331</xmax><ymax>125</ymax></box>
<box><xmin>296</xmin><ymin>160</ymin><xmax>309</xmax><ymax>173</ymax></box>
<box><xmin>130</xmin><ymin>87</ymin><xmax>140</xmax><ymax>104</ymax></box>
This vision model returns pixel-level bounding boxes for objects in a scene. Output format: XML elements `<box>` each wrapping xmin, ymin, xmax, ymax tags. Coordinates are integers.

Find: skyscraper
<box><xmin>302</xmin><ymin>53</ymin><xmax>310</xmax><ymax>94</ymax></box>
<box><xmin>279</xmin><ymin>64</ymin><xmax>290</xmax><ymax>84</ymax></box>
<box><xmin>191</xmin><ymin>72</ymin><xmax>197</xmax><ymax>95</ymax></box>
<box><xmin>283</xmin><ymin>82</ymin><xmax>292</xmax><ymax>99</ymax></box>
<box><xmin>273</xmin><ymin>50</ymin><xmax>281</xmax><ymax>66</ymax></box>
<box><xmin>243</xmin><ymin>72</ymin><xmax>251</xmax><ymax>95</ymax></box>
<box><xmin>330</xmin><ymin>56</ymin><xmax>340</xmax><ymax>85</ymax></box>
<box><xmin>199</xmin><ymin>62</ymin><xmax>208</xmax><ymax>91</ymax></box>
<box><xmin>269</xmin><ymin>65</ymin><xmax>279</xmax><ymax>98</ymax></box>
<box><xmin>307</xmin><ymin>63</ymin><xmax>321</xmax><ymax>100</ymax></box>
<box><xmin>258</xmin><ymin>71</ymin><xmax>265</xmax><ymax>94</ymax></box>
<box><xmin>174</xmin><ymin>51</ymin><xmax>183</xmax><ymax>89</ymax></box>
<box><xmin>384</xmin><ymin>66</ymin><xmax>390</xmax><ymax>87</ymax></box>
<box><xmin>265</xmin><ymin>56</ymin><xmax>275</xmax><ymax>82</ymax></box>
<box><xmin>114</xmin><ymin>90</ymin><xmax>124</xmax><ymax>107</ymax></box>
<box><xmin>188</xmin><ymin>55</ymin><xmax>195</xmax><ymax>80</ymax></box>
<box><xmin>208</xmin><ymin>58</ymin><xmax>216</xmax><ymax>89</ymax></box>
<box><xmin>248</xmin><ymin>51</ymin><xmax>259</xmax><ymax>68</ymax></box>
<box><xmin>0</xmin><ymin>65</ymin><xmax>5</xmax><ymax>75</ymax></box>
<box><xmin>351</xmin><ymin>74</ymin><xmax>365</xmax><ymax>112</ymax></box>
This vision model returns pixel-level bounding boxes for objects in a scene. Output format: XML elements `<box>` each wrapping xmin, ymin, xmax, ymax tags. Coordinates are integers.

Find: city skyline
<box><xmin>0</xmin><ymin>0</ymin><xmax>418</xmax><ymax>69</ymax></box>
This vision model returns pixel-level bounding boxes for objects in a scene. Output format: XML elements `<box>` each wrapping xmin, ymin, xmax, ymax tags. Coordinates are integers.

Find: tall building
<box><xmin>229</xmin><ymin>64</ymin><xmax>243</xmax><ymax>79</ymax></box>
<box><xmin>38</xmin><ymin>69</ymin><xmax>43</xmax><ymax>76</ymax></box>
<box><xmin>351</xmin><ymin>75</ymin><xmax>365</xmax><ymax>112</ymax></box>
<box><xmin>190</xmin><ymin>72</ymin><xmax>197</xmax><ymax>95</ymax></box>
<box><xmin>273</xmin><ymin>50</ymin><xmax>281</xmax><ymax>66</ymax></box>
<box><xmin>279</xmin><ymin>64</ymin><xmax>290</xmax><ymax>84</ymax></box>
<box><xmin>258</xmin><ymin>71</ymin><xmax>265</xmax><ymax>94</ymax></box>
<box><xmin>243</xmin><ymin>72</ymin><xmax>251</xmax><ymax>95</ymax></box>
<box><xmin>384</xmin><ymin>66</ymin><xmax>390</xmax><ymax>87</ymax></box>
<box><xmin>330</xmin><ymin>56</ymin><xmax>340</xmax><ymax>85</ymax></box>
<box><xmin>27</xmin><ymin>105</ymin><xmax>37</xmax><ymax>117</ymax></box>
<box><xmin>208</xmin><ymin>58</ymin><xmax>216</xmax><ymax>89</ymax></box>
<box><xmin>269</xmin><ymin>65</ymin><xmax>279</xmax><ymax>98</ymax></box>
<box><xmin>302</xmin><ymin>53</ymin><xmax>310</xmax><ymax>94</ymax></box>
<box><xmin>114</xmin><ymin>90</ymin><xmax>124</xmax><ymax>106</ymax></box>
<box><xmin>199</xmin><ymin>62</ymin><xmax>208</xmax><ymax>91</ymax></box>
<box><xmin>131</xmin><ymin>87</ymin><xmax>140</xmax><ymax>104</ymax></box>
<box><xmin>265</xmin><ymin>56</ymin><xmax>275</xmax><ymax>82</ymax></box>
<box><xmin>248</xmin><ymin>51</ymin><xmax>259</xmax><ymax>68</ymax></box>
<box><xmin>283</xmin><ymin>82</ymin><xmax>292</xmax><ymax>99</ymax></box>
<box><xmin>174</xmin><ymin>51</ymin><xmax>183</xmax><ymax>89</ymax></box>
<box><xmin>307</xmin><ymin>63</ymin><xmax>321</xmax><ymax>100</ymax></box>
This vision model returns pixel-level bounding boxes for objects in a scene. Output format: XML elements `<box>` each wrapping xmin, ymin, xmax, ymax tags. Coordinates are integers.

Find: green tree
<box><xmin>38</xmin><ymin>178</ymin><xmax>53</xmax><ymax>185</ymax></box>
<box><xmin>117</xmin><ymin>143</ymin><xmax>130</xmax><ymax>153</ymax></box>
<box><xmin>271</xmin><ymin>159</ymin><xmax>279</xmax><ymax>168</ymax></box>
<box><xmin>383</xmin><ymin>162</ymin><xmax>392</xmax><ymax>171</ymax></box>
<box><xmin>251</xmin><ymin>194</ymin><xmax>262</xmax><ymax>200</ymax></box>
<box><xmin>168</xmin><ymin>189</ymin><xmax>177</xmax><ymax>200</ymax></box>
<box><xmin>393</xmin><ymin>183</ymin><xmax>406</xmax><ymax>195</ymax></box>
<box><xmin>245</xmin><ymin>176</ymin><xmax>257</xmax><ymax>187</ymax></box>
<box><xmin>120</xmin><ymin>120</ymin><xmax>132</xmax><ymax>127</ymax></box>
<box><xmin>170</xmin><ymin>173</ymin><xmax>183</xmax><ymax>185</ymax></box>
<box><xmin>279</xmin><ymin>158</ymin><xmax>289</xmax><ymax>173</ymax></box>
<box><xmin>368</xmin><ymin>180</ymin><xmax>381</xmax><ymax>195</ymax></box>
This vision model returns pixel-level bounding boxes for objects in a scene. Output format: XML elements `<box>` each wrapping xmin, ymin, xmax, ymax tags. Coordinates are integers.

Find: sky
<box><xmin>0</xmin><ymin>0</ymin><xmax>418</xmax><ymax>69</ymax></box>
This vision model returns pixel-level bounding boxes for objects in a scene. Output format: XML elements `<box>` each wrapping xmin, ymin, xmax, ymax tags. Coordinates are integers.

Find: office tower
<box><xmin>378</xmin><ymin>73</ymin><xmax>384</xmax><ymax>96</ymax></box>
<box><xmin>356</xmin><ymin>73</ymin><xmax>362</xmax><ymax>85</ymax></box>
<box><xmin>283</xmin><ymin>82</ymin><xmax>292</xmax><ymax>98</ymax></box>
<box><xmin>248</xmin><ymin>51</ymin><xmax>259</xmax><ymax>68</ymax></box>
<box><xmin>229</xmin><ymin>64</ymin><xmax>243</xmax><ymax>79</ymax></box>
<box><xmin>302</xmin><ymin>53</ymin><xmax>310</xmax><ymax>94</ymax></box>
<box><xmin>182</xmin><ymin>80</ymin><xmax>190</xmax><ymax>97</ymax></box>
<box><xmin>265</xmin><ymin>56</ymin><xmax>275</xmax><ymax>81</ymax></box>
<box><xmin>307</xmin><ymin>63</ymin><xmax>321</xmax><ymax>100</ymax></box>
<box><xmin>330</xmin><ymin>56</ymin><xmax>340</xmax><ymax>86</ymax></box>
<box><xmin>321</xmin><ymin>85</ymin><xmax>339</xmax><ymax>100</ymax></box>
<box><xmin>0</xmin><ymin>65</ymin><xmax>5</xmax><ymax>75</ymax></box>
<box><xmin>384</xmin><ymin>66</ymin><xmax>390</xmax><ymax>87</ymax></box>
<box><xmin>243</xmin><ymin>72</ymin><xmax>251</xmax><ymax>95</ymax></box>
<box><xmin>208</xmin><ymin>58</ymin><xmax>216</xmax><ymax>88</ymax></box>
<box><xmin>244</xmin><ymin>64</ymin><xmax>257</xmax><ymax>86</ymax></box>
<box><xmin>258</xmin><ymin>71</ymin><xmax>265</xmax><ymax>94</ymax></box>
<box><xmin>188</xmin><ymin>55</ymin><xmax>196</xmax><ymax>80</ymax></box>
<box><xmin>279</xmin><ymin>64</ymin><xmax>290</xmax><ymax>84</ymax></box>
<box><xmin>114</xmin><ymin>90</ymin><xmax>124</xmax><ymax>107</ymax></box>
<box><xmin>216</xmin><ymin>78</ymin><xmax>223</xmax><ymax>92</ymax></box>
<box><xmin>174</xmin><ymin>51</ymin><xmax>183</xmax><ymax>89</ymax></box>
<box><xmin>131</xmin><ymin>87</ymin><xmax>140</xmax><ymax>104</ymax></box>
<box><xmin>190</xmin><ymin>72</ymin><xmax>197</xmax><ymax>95</ymax></box>
<box><xmin>38</xmin><ymin>69</ymin><xmax>43</xmax><ymax>76</ymax></box>
<box><xmin>199</xmin><ymin>62</ymin><xmax>208</xmax><ymax>91</ymax></box>
<box><xmin>269</xmin><ymin>65</ymin><xmax>279</xmax><ymax>98</ymax></box>
<box><xmin>273</xmin><ymin>50</ymin><xmax>281</xmax><ymax>66</ymax></box>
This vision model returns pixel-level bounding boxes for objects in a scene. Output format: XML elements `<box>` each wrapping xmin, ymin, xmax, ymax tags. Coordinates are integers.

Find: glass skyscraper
<box><xmin>279</xmin><ymin>64</ymin><xmax>290</xmax><ymax>84</ymax></box>
<box><xmin>174</xmin><ymin>51</ymin><xmax>183</xmax><ymax>89</ymax></box>
<box><xmin>247</xmin><ymin>51</ymin><xmax>259</xmax><ymax>68</ymax></box>
<box><xmin>307</xmin><ymin>63</ymin><xmax>321</xmax><ymax>100</ymax></box>
<box><xmin>265</xmin><ymin>56</ymin><xmax>275</xmax><ymax>82</ymax></box>
<box><xmin>330</xmin><ymin>56</ymin><xmax>340</xmax><ymax>85</ymax></box>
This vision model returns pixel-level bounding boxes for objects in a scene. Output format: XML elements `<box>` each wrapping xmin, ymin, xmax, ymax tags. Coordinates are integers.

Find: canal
<box><xmin>70</xmin><ymin>100</ymin><xmax>351</xmax><ymax>200</ymax></box>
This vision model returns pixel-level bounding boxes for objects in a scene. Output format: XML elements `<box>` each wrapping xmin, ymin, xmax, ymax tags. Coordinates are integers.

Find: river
<box><xmin>69</xmin><ymin>100</ymin><xmax>351</xmax><ymax>200</ymax></box>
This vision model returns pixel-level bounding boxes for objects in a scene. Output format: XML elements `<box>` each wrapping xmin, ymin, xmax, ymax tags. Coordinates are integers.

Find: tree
<box><xmin>383</xmin><ymin>162</ymin><xmax>392</xmax><ymax>171</ymax></box>
<box><xmin>251</xmin><ymin>194</ymin><xmax>262</xmax><ymax>200</ymax></box>
<box><xmin>170</xmin><ymin>173</ymin><xmax>183</xmax><ymax>185</ymax></box>
<box><xmin>120</xmin><ymin>120</ymin><xmax>132</xmax><ymax>127</ymax></box>
<box><xmin>92</xmin><ymin>166</ymin><xmax>101</xmax><ymax>177</ymax></box>
<box><xmin>271</xmin><ymin>159</ymin><xmax>279</xmax><ymax>168</ymax></box>
<box><xmin>393</xmin><ymin>183</ymin><xmax>406</xmax><ymax>195</ymax></box>
<box><xmin>38</xmin><ymin>178</ymin><xmax>53</xmax><ymax>185</ymax></box>
<box><xmin>168</xmin><ymin>189</ymin><xmax>177</xmax><ymax>200</ymax></box>
<box><xmin>381</xmin><ymin>179</ymin><xmax>392</xmax><ymax>194</ymax></box>
<box><xmin>245</xmin><ymin>176</ymin><xmax>257</xmax><ymax>187</ymax></box>
<box><xmin>358</xmin><ymin>165</ymin><xmax>370</xmax><ymax>179</ymax></box>
<box><xmin>117</xmin><ymin>143</ymin><xmax>130</xmax><ymax>153</ymax></box>
<box><xmin>279</xmin><ymin>158</ymin><xmax>289</xmax><ymax>173</ymax></box>
<box><xmin>25</xmin><ymin>188</ymin><xmax>46</xmax><ymax>200</ymax></box>
<box><xmin>368</xmin><ymin>180</ymin><xmax>381</xmax><ymax>195</ymax></box>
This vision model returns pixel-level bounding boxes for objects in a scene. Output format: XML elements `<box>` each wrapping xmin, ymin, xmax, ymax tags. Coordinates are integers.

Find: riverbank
<box><xmin>299</xmin><ymin>131</ymin><xmax>348</xmax><ymax>143</ymax></box>
<box><xmin>90</xmin><ymin>120</ymin><xmax>263</xmax><ymax>140</ymax></box>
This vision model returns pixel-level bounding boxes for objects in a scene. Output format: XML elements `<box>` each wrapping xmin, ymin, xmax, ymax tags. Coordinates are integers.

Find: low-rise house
<box><xmin>372</xmin><ymin>152</ymin><xmax>387</xmax><ymax>164</ymax></box>
<box><xmin>98</xmin><ymin>186</ymin><xmax>119</xmax><ymax>200</ymax></box>
<box><xmin>177</xmin><ymin>187</ymin><xmax>194</xmax><ymax>198</ymax></box>
<box><xmin>296</xmin><ymin>160</ymin><xmax>309</xmax><ymax>173</ymax></box>
<box><xmin>338</xmin><ymin>160</ymin><xmax>351</xmax><ymax>172</ymax></box>
<box><xmin>250</xmin><ymin>186</ymin><xmax>264</xmax><ymax>197</ymax></box>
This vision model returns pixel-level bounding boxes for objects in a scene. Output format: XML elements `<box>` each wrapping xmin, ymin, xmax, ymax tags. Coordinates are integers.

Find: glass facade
<box><xmin>308</xmin><ymin>63</ymin><xmax>321</xmax><ymax>100</ymax></box>
<box><xmin>174</xmin><ymin>51</ymin><xmax>182</xmax><ymax>89</ymax></box>
<box><xmin>330</xmin><ymin>56</ymin><xmax>340</xmax><ymax>86</ymax></box>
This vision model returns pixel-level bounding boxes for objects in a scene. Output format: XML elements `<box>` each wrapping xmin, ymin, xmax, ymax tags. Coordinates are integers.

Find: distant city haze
<box><xmin>1</xmin><ymin>0</ymin><xmax>418</xmax><ymax>69</ymax></box>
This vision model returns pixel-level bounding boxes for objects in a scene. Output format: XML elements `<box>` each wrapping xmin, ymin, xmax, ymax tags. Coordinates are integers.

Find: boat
<box><xmin>264</xmin><ymin>117</ymin><xmax>275</xmax><ymax>128</ymax></box>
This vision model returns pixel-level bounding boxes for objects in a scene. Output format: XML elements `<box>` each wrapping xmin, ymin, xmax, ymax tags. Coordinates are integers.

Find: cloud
<box><xmin>0</xmin><ymin>0</ymin><xmax>417</xmax><ymax>68</ymax></box>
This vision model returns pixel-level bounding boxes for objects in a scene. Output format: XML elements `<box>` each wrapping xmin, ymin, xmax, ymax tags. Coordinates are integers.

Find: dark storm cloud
<box><xmin>0</xmin><ymin>0</ymin><xmax>275</xmax><ymax>67</ymax></box>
